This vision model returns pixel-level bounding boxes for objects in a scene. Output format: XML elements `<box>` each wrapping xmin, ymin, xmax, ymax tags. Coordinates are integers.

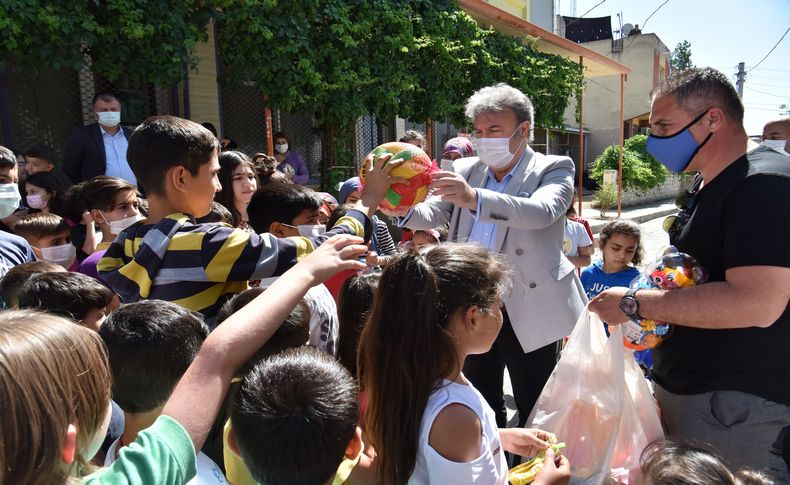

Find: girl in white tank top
<box><xmin>358</xmin><ymin>244</ymin><xmax>569</xmax><ymax>484</ymax></box>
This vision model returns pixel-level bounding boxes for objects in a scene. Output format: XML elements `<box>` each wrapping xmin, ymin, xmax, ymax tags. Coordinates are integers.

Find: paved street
<box><xmin>503</xmin><ymin>209</ymin><xmax>673</xmax><ymax>427</ymax></box>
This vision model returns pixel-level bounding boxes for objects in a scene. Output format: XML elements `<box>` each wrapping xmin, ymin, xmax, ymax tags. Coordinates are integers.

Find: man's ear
<box><xmin>706</xmin><ymin>108</ymin><xmax>726</xmax><ymax>132</ymax></box>
<box><xmin>269</xmin><ymin>222</ymin><xmax>286</xmax><ymax>237</ymax></box>
<box><xmin>344</xmin><ymin>426</ymin><xmax>363</xmax><ymax>459</ymax></box>
<box><xmin>61</xmin><ymin>424</ymin><xmax>78</xmax><ymax>465</ymax></box>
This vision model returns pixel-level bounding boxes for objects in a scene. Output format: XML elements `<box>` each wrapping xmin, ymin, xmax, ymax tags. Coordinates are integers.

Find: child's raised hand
<box><xmin>532</xmin><ymin>448</ymin><xmax>570</xmax><ymax>485</ymax></box>
<box><xmin>298</xmin><ymin>234</ymin><xmax>367</xmax><ymax>283</ymax></box>
<box><xmin>499</xmin><ymin>428</ymin><xmax>554</xmax><ymax>457</ymax></box>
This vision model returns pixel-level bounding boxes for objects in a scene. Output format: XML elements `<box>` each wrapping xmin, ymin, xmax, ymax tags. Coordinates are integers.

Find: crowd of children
<box><xmin>0</xmin><ymin>119</ymin><xmax>781</xmax><ymax>485</ymax></box>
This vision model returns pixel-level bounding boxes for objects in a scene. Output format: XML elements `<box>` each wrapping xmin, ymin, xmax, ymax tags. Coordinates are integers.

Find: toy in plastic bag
<box><xmin>612</xmin><ymin>246</ymin><xmax>708</xmax><ymax>351</ymax></box>
<box><xmin>528</xmin><ymin>309</ymin><xmax>663</xmax><ymax>484</ymax></box>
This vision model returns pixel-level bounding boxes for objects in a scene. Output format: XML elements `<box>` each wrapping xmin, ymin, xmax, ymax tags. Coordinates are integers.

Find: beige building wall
<box><xmin>565</xmin><ymin>33</ymin><xmax>670</xmax><ymax>166</ymax></box>
<box><xmin>487</xmin><ymin>0</ymin><xmax>530</xmax><ymax>20</ymax></box>
<box><xmin>188</xmin><ymin>22</ymin><xmax>221</xmax><ymax>131</ymax></box>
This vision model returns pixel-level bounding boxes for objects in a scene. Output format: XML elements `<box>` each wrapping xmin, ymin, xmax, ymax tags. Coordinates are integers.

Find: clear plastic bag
<box><xmin>527</xmin><ymin>309</ymin><xmax>663</xmax><ymax>484</ymax></box>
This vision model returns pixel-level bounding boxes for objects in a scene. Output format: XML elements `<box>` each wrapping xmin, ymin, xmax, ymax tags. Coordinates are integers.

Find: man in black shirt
<box><xmin>590</xmin><ymin>68</ymin><xmax>790</xmax><ymax>480</ymax></box>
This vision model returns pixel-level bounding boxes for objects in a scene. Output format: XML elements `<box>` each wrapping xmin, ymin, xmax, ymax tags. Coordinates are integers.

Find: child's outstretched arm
<box><xmin>162</xmin><ymin>234</ymin><xmax>367</xmax><ymax>451</ymax></box>
<box><xmin>352</xmin><ymin>152</ymin><xmax>407</xmax><ymax>218</ymax></box>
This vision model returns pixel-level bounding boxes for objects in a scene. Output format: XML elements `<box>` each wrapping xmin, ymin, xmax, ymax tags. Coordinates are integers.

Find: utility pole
<box><xmin>736</xmin><ymin>62</ymin><xmax>745</xmax><ymax>98</ymax></box>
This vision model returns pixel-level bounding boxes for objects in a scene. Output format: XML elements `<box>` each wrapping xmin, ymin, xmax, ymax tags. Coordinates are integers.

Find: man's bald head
<box><xmin>762</xmin><ymin>117</ymin><xmax>790</xmax><ymax>153</ymax></box>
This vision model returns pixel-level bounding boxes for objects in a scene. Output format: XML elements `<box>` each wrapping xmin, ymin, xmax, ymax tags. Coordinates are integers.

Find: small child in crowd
<box><xmin>359</xmin><ymin>243</ymin><xmax>569</xmax><ymax>483</ymax></box>
<box><xmin>24</xmin><ymin>171</ymin><xmax>68</xmax><ymax>216</ymax></box>
<box><xmin>195</xmin><ymin>200</ymin><xmax>233</xmax><ymax>225</ymax></box>
<box><xmin>0</xmin><ymin>260</ymin><xmax>64</xmax><ymax>307</ymax></box>
<box><xmin>99</xmin><ymin>300</ymin><xmax>227</xmax><ymax>484</ymax></box>
<box><xmin>248</xmin><ymin>182</ymin><xmax>341</xmax><ymax>354</ymax></box>
<box><xmin>580</xmin><ymin>220</ymin><xmax>643</xmax><ymax>301</ymax></box>
<box><xmin>230</xmin><ymin>346</ymin><xmax>372</xmax><ymax>485</ymax></box>
<box><xmin>337</xmin><ymin>271</ymin><xmax>380</xmax><ymax>379</ymax></box>
<box><xmin>13</xmin><ymin>212</ymin><xmax>77</xmax><ymax>269</ymax></box>
<box><xmin>17</xmin><ymin>271</ymin><xmax>114</xmax><ymax>331</ymax></box>
<box><xmin>338</xmin><ymin>176</ymin><xmax>398</xmax><ymax>265</ymax></box>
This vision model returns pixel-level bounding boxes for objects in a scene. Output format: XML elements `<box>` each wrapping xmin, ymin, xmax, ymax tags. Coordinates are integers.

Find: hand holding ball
<box><xmin>359</xmin><ymin>142</ymin><xmax>437</xmax><ymax>213</ymax></box>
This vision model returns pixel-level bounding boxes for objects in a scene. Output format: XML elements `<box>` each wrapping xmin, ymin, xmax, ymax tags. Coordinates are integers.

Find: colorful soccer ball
<box><xmin>358</xmin><ymin>142</ymin><xmax>437</xmax><ymax>212</ymax></box>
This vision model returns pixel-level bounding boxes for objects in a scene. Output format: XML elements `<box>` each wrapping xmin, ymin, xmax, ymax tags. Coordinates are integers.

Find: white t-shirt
<box><xmin>408</xmin><ymin>377</ymin><xmax>507</xmax><ymax>484</ymax></box>
<box><xmin>105</xmin><ymin>435</ymin><xmax>227</xmax><ymax>484</ymax></box>
<box><xmin>563</xmin><ymin>219</ymin><xmax>593</xmax><ymax>257</ymax></box>
<box><xmin>259</xmin><ymin>278</ymin><xmax>339</xmax><ymax>356</ymax></box>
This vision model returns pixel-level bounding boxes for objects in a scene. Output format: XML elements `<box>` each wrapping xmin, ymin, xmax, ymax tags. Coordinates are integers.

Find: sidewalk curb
<box><xmin>588</xmin><ymin>205</ymin><xmax>678</xmax><ymax>234</ymax></box>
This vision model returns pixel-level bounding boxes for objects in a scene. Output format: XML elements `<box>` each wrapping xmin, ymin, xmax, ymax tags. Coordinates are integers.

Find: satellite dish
<box><xmin>622</xmin><ymin>23</ymin><xmax>634</xmax><ymax>36</ymax></box>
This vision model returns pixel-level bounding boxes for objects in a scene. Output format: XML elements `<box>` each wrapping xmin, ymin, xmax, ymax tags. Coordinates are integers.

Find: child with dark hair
<box><xmin>230</xmin><ymin>347</ymin><xmax>369</xmax><ymax>485</ymax></box>
<box><xmin>337</xmin><ymin>271</ymin><xmax>380</xmax><ymax>379</ymax></box>
<box><xmin>98</xmin><ymin>115</ymin><xmax>394</xmax><ymax>322</ymax></box>
<box><xmin>359</xmin><ymin>243</ymin><xmax>568</xmax><ymax>483</ymax></box>
<box><xmin>24</xmin><ymin>144</ymin><xmax>56</xmax><ymax>175</ymax></box>
<box><xmin>18</xmin><ymin>271</ymin><xmax>114</xmax><ymax>331</ymax></box>
<box><xmin>24</xmin><ymin>171</ymin><xmax>68</xmax><ymax>216</ymax></box>
<box><xmin>0</xmin><ymin>260</ymin><xmax>65</xmax><ymax>308</ymax></box>
<box><xmin>208</xmin><ymin>288</ymin><xmax>311</xmax><ymax>484</ymax></box>
<box><xmin>99</xmin><ymin>300</ymin><xmax>227</xmax><ymax>484</ymax></box>
<box><xmin>248</xmin><ymin>182</ymin><xmax>343</xmax><ymax>354</ymax></box>
<box><xmin>13</xmin><ymin>212</ymin><xmax>77</xmax><ymax>269</ymax></box>
<box><xmin>196</xmin><ymin>201</ymin><xmax>233</xmax><ymax>225</ymax></box>
<box><xmin>338</xmin><ymin>176</ymin><xmax>398</xmax><ymax>266</ymax></box>
<box><xmin>214</xmin><ymin>150</ymin><xmax>259</xmax><ymax>229</ymax></box>
<box><xmin>639</xmin><ymin>440</ymin><xmax>774</xmax><ymax>485</ymax></box>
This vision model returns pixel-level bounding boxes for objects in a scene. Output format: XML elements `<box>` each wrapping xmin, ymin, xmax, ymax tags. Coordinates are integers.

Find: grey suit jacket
<box><xmin>400</xmin><ymin>146</ymin><xmax>587</xmax><ymax>353</ymax></box>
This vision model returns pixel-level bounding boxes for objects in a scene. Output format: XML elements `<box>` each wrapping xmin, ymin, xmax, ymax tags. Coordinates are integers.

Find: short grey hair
<box><xmin>465</xmin><ymin>83</ymin><xmax>535</xmax><ymax>141</ymax></box>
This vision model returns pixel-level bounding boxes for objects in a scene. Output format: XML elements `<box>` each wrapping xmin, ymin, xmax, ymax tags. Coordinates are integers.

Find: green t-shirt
<box><xmin>81</xmin><ymin>415</ymin><xmax>196</xmax><ymax>485</ymax></box>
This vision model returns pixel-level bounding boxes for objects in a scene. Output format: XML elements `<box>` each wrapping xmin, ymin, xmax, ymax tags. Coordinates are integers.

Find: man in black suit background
<box><xmin>63</xmin><ymin>92</ymin><xmax>136</xmax><ymax>186</ymax></box>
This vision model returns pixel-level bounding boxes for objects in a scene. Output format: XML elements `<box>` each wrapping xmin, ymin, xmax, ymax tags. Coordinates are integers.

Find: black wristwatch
<box><xmin>619</xmin><ymin>288</ymin><xmax>643</xmax><ymax>321</ymax></box>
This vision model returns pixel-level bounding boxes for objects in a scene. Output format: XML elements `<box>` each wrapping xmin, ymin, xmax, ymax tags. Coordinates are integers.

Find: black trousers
<box><xmin>463</xmin><ymin>310</ymin><xmax>560</xmax><ymax>429</ymax></box>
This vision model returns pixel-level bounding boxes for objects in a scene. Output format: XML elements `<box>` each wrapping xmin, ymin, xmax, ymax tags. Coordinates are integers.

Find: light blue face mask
<box><xmin>646</xmin><ymin>109</ymin><xmax>713</xmax><ymax>173</ymax></box>
<box><xmin>0</xmin><ymin>183</ymin><xmax>21</xmax><ymax>219</ymax></box>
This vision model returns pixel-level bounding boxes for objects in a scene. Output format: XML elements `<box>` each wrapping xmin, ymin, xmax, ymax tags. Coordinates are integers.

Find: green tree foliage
<box><xmin>670</xmin><ymin>40</ymin><xmax>694</xmax><ymax>72</ymax></box>
<box><xmin>0</xmin><ymin>1</ymin><xmax>213</xmax><ymax>84</ymax></box>
<box><xmin>590</xmin><ymin>134</ymin><xmax>667</xmax><ymax>192</ymax></box>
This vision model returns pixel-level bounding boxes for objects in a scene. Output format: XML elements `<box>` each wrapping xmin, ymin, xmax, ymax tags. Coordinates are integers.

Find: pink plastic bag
<box><xmin>527</xmin><ymin>310</ymin><xmax>663</xmax><ymax>484</ymax></box>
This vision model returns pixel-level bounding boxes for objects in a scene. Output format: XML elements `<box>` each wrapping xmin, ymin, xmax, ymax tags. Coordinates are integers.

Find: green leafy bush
<box><xmin>593</xmin><ymin>183</ymin><xmax>618</xmax><ymax>218</ymax></box>
<box><xmin>590</xmin><ymin>134</ymin><xmax>667</xmax><ymax>192</ymax></box>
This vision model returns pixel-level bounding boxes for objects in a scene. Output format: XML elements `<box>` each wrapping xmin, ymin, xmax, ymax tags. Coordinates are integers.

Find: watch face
<box><xmin>620</xmin><ymin>297</ymin><xmax>638</xmax><ymax>315</ymax></box>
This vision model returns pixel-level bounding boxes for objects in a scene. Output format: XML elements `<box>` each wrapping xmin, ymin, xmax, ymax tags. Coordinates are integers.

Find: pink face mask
<box><xmin>26</xmin><ymin>193</ymin><xmax>48</xmax><ymax>209</ymax></box>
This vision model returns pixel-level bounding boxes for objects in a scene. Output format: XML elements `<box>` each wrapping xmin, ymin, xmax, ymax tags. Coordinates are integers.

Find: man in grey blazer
<box><xmin>398</xmin><ymin>83</ymin><xmax>587</xmax><ymax>428</ymax></box>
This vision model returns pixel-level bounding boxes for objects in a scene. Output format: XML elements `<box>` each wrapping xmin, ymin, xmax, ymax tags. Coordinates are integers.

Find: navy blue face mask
<box><xmin>646</xmin><ymin>109</ymin><xmax>713</xmax><ymax>173</ymax></box>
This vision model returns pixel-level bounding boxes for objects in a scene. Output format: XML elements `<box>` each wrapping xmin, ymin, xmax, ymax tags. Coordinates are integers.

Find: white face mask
<box><xmin>475</xmin><ymin>124</ymin><xmax>527</xmax><ymax>170</ymax></box>
<box><xmin>26</xmin><ymin>193</ymin><xmax>48</xmax><ymax>209</ymax></box>
<box><xmin>103</xmin><ymin>212</ymin><xmax>144</xmax><ymax>235</ymax></box>
<box><xmin>40</xmin><ymin>243</ymin><xmax>77</xmax><ymax>268</ymax></box>
<box><xmin>285</xmin><ymin>223</ymin><xmax>326</xmax><ymax>237</ymax></box>
<box><xmin>762</xmin><ymin>139</ymin><xmax>789</xmax><ymax>156</ymax></box>
<box><xmin>275</xmin><ymin>143</ymin><xmax>289</xmax><ymax>154</ymax></box>
<box><xmin>97</xmin><ymin>111</ymin><xmax>121</xmax><ymax>127</ymax></box>
<box><xmin>0</xmin><ymin>183</ymin><xmax>21</xmax><ymax>219</ymax></box>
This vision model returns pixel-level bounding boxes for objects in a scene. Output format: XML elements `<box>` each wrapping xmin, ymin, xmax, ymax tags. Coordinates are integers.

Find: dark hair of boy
<box><xmin>99</xmin><ymin>300</ymin><xmax>209</xmax><ymax>413</ymax></box>
<box><xmin>0</xmin><ymin>260</ymin><xmax>65</xmax><ymax>307</ymax></box>
<box><xmin>24</xmin><ymin>144</ymin><xmax>55</xmax><ymax>163</ymax></box>
<box><xmin>216</xmin><ymin>287</ymin><xmax>310</xmax><ymax>372</ymax></box>
<box><xmin>327</xmin><ymin>204</ymin><xmax>353</xmax><ymax>229</ymax></box>
<box><xmin>337</xmin><ymin>271</ymin><xmax>380</xmax><ymax>378</ymax></box>
<box><xmin>24</xmin><ymin>172</ymin><xmax>68</xmax><ymax>214</ymax></box>
<box><xmin>0</xmin><ymin>145</ymin><xmax>16</xmax><ymax>169</ymax></box>
<box><xmin>231</xmin><ymin>346</ymin><xmax>359</xmax><ymax>485</ymax></box>
<box><xmin>126</xmin><ymin>115</ymin><xmax>220</xmax><ymax>196</ymax></box>
<box><xmin>196</xmin><ymin>201</ymin><xmax>233</xmax><ymax>225</ymax></box>
<box><xmin>13</xmin><ymin>212</ymin><xmax>70</xmax><ymax>240</ymax></box>
<box><xmin>17</xmin><ymin>272</ymin><xmax>113</xmax><ymax>321</ymax></box>
<box><xmin>246</xmin><ymin>182</ymin><xmax>322</xmax><ymax>234</ymax></box>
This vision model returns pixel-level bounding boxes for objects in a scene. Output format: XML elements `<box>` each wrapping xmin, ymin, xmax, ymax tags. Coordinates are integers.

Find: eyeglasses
<box><xmin>663</xmin><ymin>175</ymin><xmax>702</xmax><ymax>239</ymax></box>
